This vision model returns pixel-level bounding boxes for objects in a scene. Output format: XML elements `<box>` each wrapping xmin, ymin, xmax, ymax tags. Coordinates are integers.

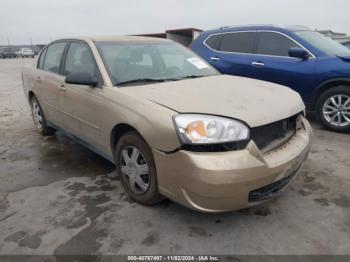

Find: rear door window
<box><xmin>219</xmin><ymin>32</ymin><xmax>256</xmax><ymax>53</ymax></box>
<box><xmin>43</xmin><ymin>42</ymin><xmax>66</xmax><ymax>74</ymax></box>
<box><xmin>256</xmin><ymin>32</ymin><xmax>300</xmax><ymax>57</ymax></box>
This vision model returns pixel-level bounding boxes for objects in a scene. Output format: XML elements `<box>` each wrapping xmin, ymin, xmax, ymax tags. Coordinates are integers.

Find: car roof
<box><xmin>203</xmin><ymin>24</ymin><xmax>312</xmax><ymax>35</ymax></box>
<box><xmin>55</xmin><ymin>35</ymin><xmax>171</xmax><ymax>43</ymax></box>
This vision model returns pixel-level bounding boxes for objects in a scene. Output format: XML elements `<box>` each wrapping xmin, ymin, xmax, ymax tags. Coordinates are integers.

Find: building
<box><xmin>135</xmin><ymin>28</ymin><xmax>203</xmax><ymax>46</ymax></box>
<box><xmin>317</xmin><ymin>30</ymin><xmax>350</xmax><ymax>45</ymax></box>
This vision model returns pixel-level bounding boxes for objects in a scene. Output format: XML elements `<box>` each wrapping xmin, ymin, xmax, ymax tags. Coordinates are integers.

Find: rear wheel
<box><xmin>114</xmin><ymin>131</ymin><xmax>163</xmax><ymax>205</ymax></box>
<box><xmin>316</xmin><ymin>86</ymin><xmax>350</xmax><ymax>133</ymax></box>
<box><xmin>30</xmin><ymin>96</ymin><xmax>56</xmax><ymax>136</ymax></box>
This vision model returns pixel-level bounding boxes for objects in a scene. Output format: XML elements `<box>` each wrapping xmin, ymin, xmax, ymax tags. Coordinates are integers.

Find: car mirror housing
<box><xmin>65</xmin><ymin>71</ymin><xmax>99</xmax><ymax>87</ymax></box>
<box><xmin>288</xmin><ymin>47</ymin><xmax>310</xmax><ymax>60</ymax></box>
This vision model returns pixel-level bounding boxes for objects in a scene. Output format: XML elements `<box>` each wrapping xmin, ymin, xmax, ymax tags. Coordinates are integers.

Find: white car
<box><xmin>19</xmin><ymin>48</ymin><xmax>35</xmax><ymax>58</ymax></box>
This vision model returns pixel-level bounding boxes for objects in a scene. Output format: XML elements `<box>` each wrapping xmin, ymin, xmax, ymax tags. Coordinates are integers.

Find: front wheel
<box><xmin>114</xmin><ymin>131</ymin><xmax>163</xmax><ymax>205</ymax></box>
<box><xmin>316</xmin><ymin>86</ymin><xmax>350</xmax><ymax>133</ymax></box>
<box><xmin>30</xmin><ymin>96</ymin><xmax>56</xmax><ymax>136</ymax></box>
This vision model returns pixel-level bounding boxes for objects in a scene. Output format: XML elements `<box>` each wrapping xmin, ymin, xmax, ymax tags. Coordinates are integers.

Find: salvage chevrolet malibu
<box><xmin>21</xmin><ymin>36</ymin><xmax>312</xmax><ymax>212</ymax></box>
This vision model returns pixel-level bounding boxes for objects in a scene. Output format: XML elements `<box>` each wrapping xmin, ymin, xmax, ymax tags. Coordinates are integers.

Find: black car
<box><xmin>0</xmin><ymin>48</ymin><xmax>18</xmax><ymax>58</ymax></box>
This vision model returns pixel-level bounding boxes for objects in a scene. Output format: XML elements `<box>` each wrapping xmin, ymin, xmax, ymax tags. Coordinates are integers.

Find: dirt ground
<box><xmin>0</xmin><ymin>58</ymin><xmax>349</xmax><ymax>255</ymax></box>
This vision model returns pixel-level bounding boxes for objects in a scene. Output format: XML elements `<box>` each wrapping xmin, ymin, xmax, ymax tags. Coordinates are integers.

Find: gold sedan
<box><xmin>22</xmin><ymin>36</ymin><xmax>312</xmax><ymax>212</ymax></box>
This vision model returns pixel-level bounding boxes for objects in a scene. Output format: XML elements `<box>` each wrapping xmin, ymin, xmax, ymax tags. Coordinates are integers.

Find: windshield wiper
<box><xmin>182</xmin><ymin>75</ymin><xmax>207</xmax><ymax>79</ymax></box>
<box><xmin>116</xmin><ymin>78</ymin><xmax>166</xmax><ymax>86</ymax></box>
<box><xmin>116</xmin><ymin>75</ymin><xmax>208</xmax><ymax>86</ymax></box>
<box><xmin>166</xmin><ymin>75</ymin><xmax>207</xmax><ymax>81</ymax></box>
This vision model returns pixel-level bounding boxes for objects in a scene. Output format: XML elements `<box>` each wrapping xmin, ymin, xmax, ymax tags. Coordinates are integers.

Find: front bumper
<box><xmin>153</xmin><ymin>116</ymin><xmax>312</xmax><ymax>213</ymax></box>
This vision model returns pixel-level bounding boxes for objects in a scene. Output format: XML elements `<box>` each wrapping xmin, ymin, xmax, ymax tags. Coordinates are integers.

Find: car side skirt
<box><xmin>47</xmin><ymin>121</ymin><xmax>114</xmax><ymax>163</ymax></box>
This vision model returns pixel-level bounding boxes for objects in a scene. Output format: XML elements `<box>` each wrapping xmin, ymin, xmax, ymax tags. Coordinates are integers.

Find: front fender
<box><xmin>102</xmin><ymin>87</ymin><xmax>181</xmax><ymax>159</ymax></box>
<box><xmin>311</xmin><ymin>77</ymin><xmax>350</xmax><ymax>107</ymax></box>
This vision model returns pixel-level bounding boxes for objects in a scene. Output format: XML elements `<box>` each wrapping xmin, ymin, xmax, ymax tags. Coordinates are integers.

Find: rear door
<box><xmin>249</xmin><ymin>31</ymin><xmax>317</xmax><ymax>98</ymax></box>
<box><xmin>37</xmin><ymin>41</ymin><xmax>67</xmax><ymax>127</ymax></box>
<box><xmin>205</xmin><ymin>31</ymin><xmax>257</xmax><ymax>78</ymax></box>
<box><xmin>60</xmin><ymin>41</ymin><xmax>104</xmax><ymax>149</ymax></box>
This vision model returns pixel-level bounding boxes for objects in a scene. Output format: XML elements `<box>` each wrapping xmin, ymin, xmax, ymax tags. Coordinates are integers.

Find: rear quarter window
<box><xmin>205</xmin><ymin>34</ymin><xmax>223</xmax><ymax>50</ymax></box>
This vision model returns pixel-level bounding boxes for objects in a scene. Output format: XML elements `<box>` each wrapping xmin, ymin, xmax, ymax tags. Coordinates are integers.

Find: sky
<box><xmin>0</xmin><ymin>0</ymin><xmax>349</xmax><ymax>45</ymax></box>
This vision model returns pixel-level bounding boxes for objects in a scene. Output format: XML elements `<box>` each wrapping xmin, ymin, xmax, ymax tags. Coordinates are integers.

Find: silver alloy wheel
<box><xmin>323</xmin><ymin>94</ymin><xmax>350</xmax><ymax>127</ymax></box>
<box><xmin>120</xmin><ymin>145</ymin><xmax>150</xmax><ymax>195</ymax></box>
<box><xmin>32</xmin><ymin>101</ymin><xmax>43</xmax><ymax>130</ymax></box>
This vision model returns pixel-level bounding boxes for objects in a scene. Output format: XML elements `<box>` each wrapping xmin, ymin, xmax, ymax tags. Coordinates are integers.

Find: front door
<box><xmin>249</xmin><ymin>31</ymin><xmax>317</xmax><ymax>101</ymax></box>
<box><xmin>59</xmin><ymin>41</ymin><xmax>104</xmax><ymax>150</ymax></box>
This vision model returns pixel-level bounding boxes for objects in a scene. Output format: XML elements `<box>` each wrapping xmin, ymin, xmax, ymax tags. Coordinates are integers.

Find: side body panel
<box><xmin>248</xmin><ymin>55</ymin><xmax>318</xmax><ymax>103</ymax></box>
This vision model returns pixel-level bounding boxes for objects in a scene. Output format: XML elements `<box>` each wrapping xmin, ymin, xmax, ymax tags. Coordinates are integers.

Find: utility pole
<box><xmin>7</xmin><ymin>37</ymin><xmax>10</xmax><ymax>48</ymax></box>
<box><xmin>30</xmin><ymin>37</ymin><xmax>33</xmax><ymax>48</ymax></box>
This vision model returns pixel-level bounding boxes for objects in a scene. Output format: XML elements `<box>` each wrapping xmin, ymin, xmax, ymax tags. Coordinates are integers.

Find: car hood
<box><xmin>118</xmin><ymin>75</ymin><xmax>305</xmax><ymax>127</ymax></box>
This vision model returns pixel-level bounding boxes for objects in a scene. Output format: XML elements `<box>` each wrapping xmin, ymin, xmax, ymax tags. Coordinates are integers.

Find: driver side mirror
<box><xmin>65</xmin><ymin>71</ymin><xmax>99</xmax><ymax>87</ymax></box>
<box><xmin>288</xmin><ymin>47</ymin><xmax>310</xmax><ymax>60</ymax></box>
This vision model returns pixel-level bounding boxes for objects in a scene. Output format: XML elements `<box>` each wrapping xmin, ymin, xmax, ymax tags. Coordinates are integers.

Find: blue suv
<box><xmin>191</xmin><ymin>25</ymin><xmax>350</xmax><ymax>132</ymax></box>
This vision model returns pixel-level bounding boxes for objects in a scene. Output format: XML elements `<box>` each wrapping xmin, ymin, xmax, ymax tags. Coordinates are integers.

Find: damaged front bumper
<box><xmin>152</xmin><ymin>116</ymin><xmax>313</xmax><ymax>213</ymax></box>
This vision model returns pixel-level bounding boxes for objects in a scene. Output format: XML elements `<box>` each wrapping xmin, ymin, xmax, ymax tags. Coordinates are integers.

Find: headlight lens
<box><xmin>174</xmin><ymin>114</ymin><xmax>249</xmax><ymax>144</ymax></box>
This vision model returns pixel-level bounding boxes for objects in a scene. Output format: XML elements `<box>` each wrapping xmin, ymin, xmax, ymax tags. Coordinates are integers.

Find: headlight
<box><xmin>173</xmin><ymin>114</ymin><xmax>249</xmax><ymax>144</ymax></box>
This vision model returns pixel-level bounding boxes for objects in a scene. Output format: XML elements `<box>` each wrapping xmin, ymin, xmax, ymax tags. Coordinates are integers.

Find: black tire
<box><xmin>316</xmin><ymin>86</ymin><xmax>350</xmax><ymax>133</ymax></box>
<box><xmin>114</xmin><ymin>131</ymin><xmax>163</xmax><ymax>205</ymax></box>
<box><xmin>30</xmin><ymin>96</ymin><xmax>56</xmax><ymax>136</ymax></box>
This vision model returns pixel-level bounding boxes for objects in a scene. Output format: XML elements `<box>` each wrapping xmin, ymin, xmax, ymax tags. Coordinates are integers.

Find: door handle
<box><xmin>36</xmin><ymin>76</ymin><xmax>42</xmax><ymax>83</ymax></box>
<box><xmin>210</xmin><ymin>57</ymin><xmax>221</xmax><ymax>61</ymax></box>
<box><xmin>59</xmin><ymin>84</ymin><xmax>67</xmax><ymax>92</ymax></box>
<box><xmin>252</xmin><ymin>61</ymin><xmax>265</xmax><ymax>67</ymax></box>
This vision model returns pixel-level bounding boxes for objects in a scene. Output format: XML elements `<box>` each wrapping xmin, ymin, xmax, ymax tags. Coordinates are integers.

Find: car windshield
<box><xmin>295</xmin><ymin>31</ymin><xmax>350</xmax><ymax>56</ymax></box>
<box><xmin>96</xmin><ymin>41</ymin><xmax>219</xmax><ymax>86</ymax></box>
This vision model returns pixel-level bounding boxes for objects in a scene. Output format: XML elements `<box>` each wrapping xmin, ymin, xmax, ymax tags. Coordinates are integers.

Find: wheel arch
<box><xmin>28</xmin><ymin>90</ymin><xmax>35</xmax><ymax>101</ymax></box>
<box><xmin>110</xmin><ymin>123</ymin><xmax>149</xmax><ymax>159</ymax></box>
<box><xmin>312</xmin><ymin>78</ymin><xmax>350</xmax><ymax>108</ymax></box>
